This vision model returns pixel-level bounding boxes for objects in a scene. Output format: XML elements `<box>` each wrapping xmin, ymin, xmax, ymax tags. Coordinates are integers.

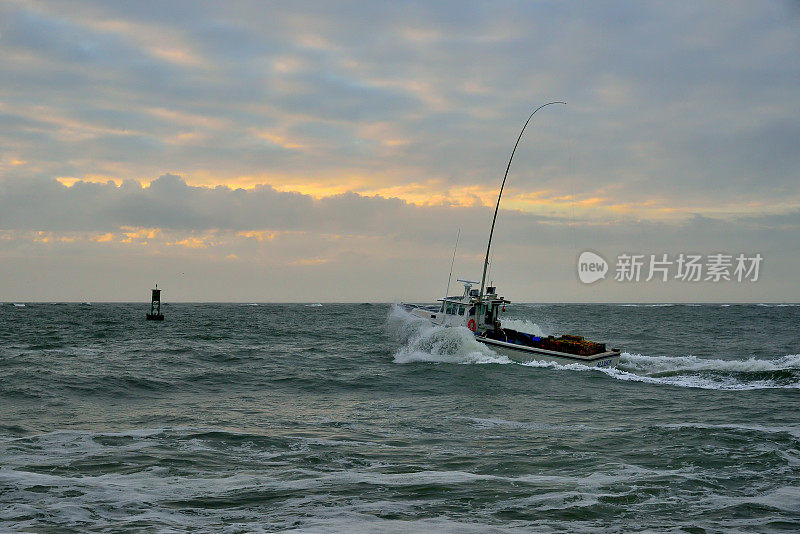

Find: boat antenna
<box><xmin>444</xmin><ymin>228</ymin><xmax>461</xmax><ymax>300</ymax></box>
<box><xmin>479</xmin><ymin>101</ymin><xmax>566</xmax><ymax>301</ymax></box>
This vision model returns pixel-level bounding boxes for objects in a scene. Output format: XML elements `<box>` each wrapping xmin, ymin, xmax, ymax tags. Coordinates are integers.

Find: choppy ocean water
<box><xmin>1</xmin><ymin>302</ymin><xmax>798</xmax><ymax>532</ymax></box>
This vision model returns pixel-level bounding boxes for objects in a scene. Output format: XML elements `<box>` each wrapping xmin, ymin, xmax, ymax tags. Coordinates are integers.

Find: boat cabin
<box><xmin>411</xmin><ymin>279</ymin><xmax>510</xmax><ymax>333</ymax></box>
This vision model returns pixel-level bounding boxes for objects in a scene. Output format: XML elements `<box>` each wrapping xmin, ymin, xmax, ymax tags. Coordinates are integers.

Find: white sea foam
<box><xmin>620</xmin><ymin>352</ymin><xmax>800</xmax><ymax>375</ymax></box>
<box><xmin>388</xmin><ymin>305</ymin><xmax>509</xmax><ymax>365</ymax></box>
<box><xmin>599</xmin><ymin>366</ymin><xmax>798</xmax><ymax>391</ymax></box>
<box><xmin>520</xmin><ymin>353</ymin><xmax>800</xmax><ymax>390</ymax></box>
<box><xmin>596</xmin><ymin>353</ymin><xmax>800</xmax><ymax>390</ymax></box>
<box><xmin>616</xmin><ymin>303</ymin><xmax>674</xmax><ymax>307</ymax></box>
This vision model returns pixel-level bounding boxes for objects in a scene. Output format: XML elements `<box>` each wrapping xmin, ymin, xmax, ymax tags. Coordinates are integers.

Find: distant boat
<box><xmin>80</xmin><ymin>302</ymin><xmax>91</xmax><ymax>306</ymax></box>
<box><xmin>12</xmin><ymin>303</ymin><xmax>25</xmax><ymax>307</ymax></box>
<box><xmin>306</xmin><ymin>303</ymin><xmax>323</xmax><ymax>307</ymax></box>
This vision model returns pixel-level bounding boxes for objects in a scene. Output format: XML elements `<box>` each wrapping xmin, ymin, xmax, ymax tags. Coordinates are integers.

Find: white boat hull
<box><xmin>477</xmin><ymin>336</ymin><xmax>620</xmax><ymax>369</ymax></box>
<box><xmin>403</xmin><ymin>303</ymin><xmax>620</xmax><ymax>369</ymax></box>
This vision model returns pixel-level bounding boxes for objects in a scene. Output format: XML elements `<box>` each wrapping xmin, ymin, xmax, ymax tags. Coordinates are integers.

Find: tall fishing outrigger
<box><xmin>403</xmin><ymin>103</ymin><xmax>621</xmax><ymax>368</ymax></box>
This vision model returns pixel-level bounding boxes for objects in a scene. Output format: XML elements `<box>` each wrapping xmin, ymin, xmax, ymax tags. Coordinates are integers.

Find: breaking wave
<box><xmin>388</xmin><ymin>305</ymin><xmax>509</xmax><ymax>364</ymax></box>
<box><xmin>387</xmin><ymin>305</ymin><xmax>800</xmax><ymax>390</ymax></box>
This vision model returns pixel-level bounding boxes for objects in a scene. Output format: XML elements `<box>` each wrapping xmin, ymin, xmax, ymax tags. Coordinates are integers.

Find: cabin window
<box><xmin>469</xmin><ymin>307</ymin><xmax>475</xmax><ymax>316</ymax></box>
<box><xmin>458</xmin><ymin>305</ymin><xmax>465</xmax><ymax>316</ymax></box>
<box><xmin>445</xmin><ymin>302</ymin><xmax>454</xmax><ymax>314</ymax></box>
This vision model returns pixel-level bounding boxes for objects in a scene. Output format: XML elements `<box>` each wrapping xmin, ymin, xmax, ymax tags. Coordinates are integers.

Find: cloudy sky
<box><xmin>1</xmin><ymin>0</ymin><xmax>798</xmax><ymax>302</ymax></box>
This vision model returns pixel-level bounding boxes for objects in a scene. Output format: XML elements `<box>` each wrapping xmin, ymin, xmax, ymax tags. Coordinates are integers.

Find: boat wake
<box><xmin>529</xmin><ymin>353</ymin><xmax>800</xmax><ymax>390</ymax></box>
<box><xmin>387</xmin><ymin>305</ymin><xmax>800</xmax><ymax>390</ymax></box>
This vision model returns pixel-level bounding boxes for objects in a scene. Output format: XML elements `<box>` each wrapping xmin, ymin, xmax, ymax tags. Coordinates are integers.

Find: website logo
<box><xmin>577</xmin><ymin>251</ymin><xmax>763</xmax><ymax>284</ymax></box>
<box><xmin>577</xmin><ymin>251</ymin><xmax>609</xmax><ymax>284</ymax></box>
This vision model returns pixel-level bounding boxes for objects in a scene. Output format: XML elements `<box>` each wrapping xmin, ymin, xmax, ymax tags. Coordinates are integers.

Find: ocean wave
<box><xmin>659</xmin><ymin>422</ymin><xmax>800</xmax><ymax>441</ymax></box>
<box><xmin>0</xmin><ymin>462</ymin><xmax>607</xmax><ymax>532</ymax></box>
<box><xmin>460</xmin><ymin>417</ymin><xmax>595</xmax><ymax>433</ymax></box>
<box><xmin>387</xmin><ymin>305</ymin><xmax>509</xmax><ymax>365</ymax></box>
<box><xmin>1</xmin><ymin>425</ymin><xmax>795</xmax><ymax>532</ymax></box>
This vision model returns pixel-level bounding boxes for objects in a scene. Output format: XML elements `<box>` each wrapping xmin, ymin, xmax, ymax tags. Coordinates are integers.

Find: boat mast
<box><xmin>478</xmin><ymin>101</ymin><xmax>566</xmax><ymax>301</ymax></box>
<box><xmin>444</xmin><ymin>228</ymin><xmax>460</xmax><ymax>300</ymax></box>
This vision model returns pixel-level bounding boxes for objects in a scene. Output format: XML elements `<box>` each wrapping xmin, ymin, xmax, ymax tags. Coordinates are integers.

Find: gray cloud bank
<box><xmin>0</xmin><ymin>175</ymin><xmax>797</xmax><ymax>302</ymax></box>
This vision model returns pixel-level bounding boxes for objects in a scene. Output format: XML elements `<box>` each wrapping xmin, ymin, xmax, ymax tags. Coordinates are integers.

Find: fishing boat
<box><xmin>403</xmin><ymin>279</ymin><xmax>619</xmax><ymax>368</ymax></box>
<box><xmin>402</xmin><ymin>102</ymin><xmax>620</xmax><ymax>368</ymax></box>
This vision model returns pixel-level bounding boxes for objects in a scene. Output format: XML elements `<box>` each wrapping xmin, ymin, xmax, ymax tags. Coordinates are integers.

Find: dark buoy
<box><xmin>146</xmin><ymin>284</ymin><xmax>164</xmax><ymax>321</ymax></box>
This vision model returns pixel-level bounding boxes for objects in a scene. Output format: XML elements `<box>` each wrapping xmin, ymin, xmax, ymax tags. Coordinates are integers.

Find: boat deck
<box><xmin>478</xmin><ymin>335</ymin><xmax>620</xmax><ymax>366</ymax></box>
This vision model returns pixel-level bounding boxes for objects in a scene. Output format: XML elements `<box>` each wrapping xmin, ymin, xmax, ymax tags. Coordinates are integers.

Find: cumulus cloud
<box><xmin>0</xmin><ymin>173</ymin><xmax>534</xmax><ymax>247</ymax></box>
<box><xmin>1</xmin><ymin>1</ymin><xmax>798</xmax><ymax>213</ymax></box>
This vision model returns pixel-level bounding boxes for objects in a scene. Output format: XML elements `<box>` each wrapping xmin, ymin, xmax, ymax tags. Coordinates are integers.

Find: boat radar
<box><xmin>146</xmin><ymin>284</ymin><xmax>164</xmax><ymax>321</ymax></box>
